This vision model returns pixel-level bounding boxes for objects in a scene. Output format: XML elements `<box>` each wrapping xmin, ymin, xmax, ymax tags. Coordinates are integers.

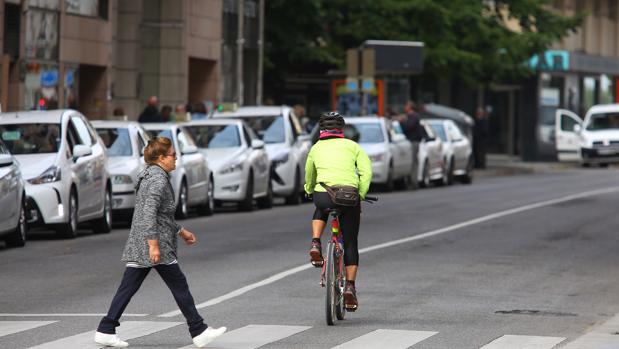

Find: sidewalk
<box><xmin>475</xmin><ymin>154</ymin><xmax>576</xmax><ymax>178</ymax></box>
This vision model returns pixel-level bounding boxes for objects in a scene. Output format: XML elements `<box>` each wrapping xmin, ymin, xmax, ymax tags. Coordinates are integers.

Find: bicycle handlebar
<box><xmin>363</xmin><ymin>195</ymin><xmax>378</xmax><ymax>202</ymax></box>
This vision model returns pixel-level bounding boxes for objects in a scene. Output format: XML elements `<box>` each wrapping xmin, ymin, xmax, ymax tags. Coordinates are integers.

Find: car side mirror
<box><xmin>573</xmin><ymin>124</ymin><xmax>582</xmax><ymax>133</ymax></box>
<box><xmin>73</xmin><ymin>144</ymin><xmax>92</xmax><ymax>159</ymax></box>
<box><xmin>0</xmin><ymin>154</ymin><xmax>13</xmax><ymax>167</ymax></box>
<box><xmin>181</xmin><ymin>145</ymin><xmax>198</xmax><ymax>155</ymax></box>
<box><xmin>251</xmin><ymin>139</ymin><xmax>265</xmax><ymax>149</ymax></box>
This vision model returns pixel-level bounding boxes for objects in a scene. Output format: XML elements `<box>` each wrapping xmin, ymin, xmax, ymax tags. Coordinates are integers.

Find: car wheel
<box><xmin>443</xmin><ymin>157</ymin><xmax>454</xmax><ymax>186</ymax></box>
<box><xmin>57</xmin><ymin>189</ymin><xmax>78</xmax><ymax>238</ymax></box>
<box><xmin>384</xmin><ymin>163</ymin><xmax>395</xmax><ymax>192</ymax></box>
<box><xmin>92</xmin><ymin>186</ymin><xmax>113</xmax><ymax>234</ymax></box>
<box><xmin>419</xmin><ymin>160</ymin><xmax>430</xmax><ymax>188</ymax></box>
<box><xmin>461</xmin><ymin>156</ymin><xmax>474</xmax><ymax>184</ymax></box>
<box><xmin>256</xmin><ymin>177</ymin><xmax>274</xmax><ymax>209</ymax></box>
<box><xmin>238</xmin><ymin>172</ymin><xmax>254</xmax><ymax>211</ymax></box>
<box><xmin>198</xmin><ymin>176</ymin><xmax>215</xmax><ymax>216</ymax></box>
<box><xmin>284</xmin><ymin>169</ymin><xmax>301</xmax><ymax>205</ymax></box>
<box><xmin>6</xmin><ymin>197</ymin><xmax>27</xmax><ymax>247</ymax></box>
<box><xmin>175</xmin><ymin>180</ymin><xmax>189</xmax><ymax>219</ymax></box>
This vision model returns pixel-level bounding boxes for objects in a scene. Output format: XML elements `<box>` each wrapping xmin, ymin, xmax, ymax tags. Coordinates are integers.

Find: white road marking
<box><xmin>28</xmin><ymin>321</ymin><xmax>182</xmax><ymax>349</ymax></box>
<box><xmin>177</xmin><ymin>324</ymin><xmax>311</xmax><ymax>349</ymax></box>
<box><xmin>0</xmin><ymin>321</ymin><xmax>56</xmax><ymax>338</ymax></box>
<box><xmin>480</xmin><ymin>335</ymin><xmax>565</xmax><ymax>349</ymax></box>
<box><xmin>561</xmin><ymin>313</ymin><xmax>619</xmax><ymax>349</ymax></box>
<box><xmin>331</xmin><ymin>329</ymin><xmax>437</xmax><ymax>349</ymax></box>
<box><xmin>157</xmin><ymin>186</ymin><xmax>619</xmax><ymax>317</ymax></box>
<box><xmin>0</xmin><ymin>313</ymin><xmax>148</xmax><ymax>317</ymax></box>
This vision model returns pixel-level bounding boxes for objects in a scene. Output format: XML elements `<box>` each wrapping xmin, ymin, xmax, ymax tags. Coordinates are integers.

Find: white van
<box><xmin>555</xmin><ymin>104</ymin><xmax>619</xmax><ymax>166</ymax></box>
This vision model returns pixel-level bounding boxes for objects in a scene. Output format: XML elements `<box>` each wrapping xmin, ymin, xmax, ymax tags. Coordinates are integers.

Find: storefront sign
<box><xmin>529</xmin><ymin>50</ymin><xmax>569</xmax><ymax>71</ymax></box>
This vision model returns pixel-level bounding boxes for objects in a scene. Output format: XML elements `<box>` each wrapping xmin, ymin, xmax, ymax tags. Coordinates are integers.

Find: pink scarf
<box><xmin>319</xmin><ymin>128</ymin><xmax>344</xmax><ymax>139</ymax></box>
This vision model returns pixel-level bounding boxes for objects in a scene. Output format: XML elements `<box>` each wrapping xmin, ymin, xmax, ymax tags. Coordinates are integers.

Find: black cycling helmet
<box><xmin>319</xmin><ymin>111</ymin><xmax>345</xmax><ymax>130</ymax></box>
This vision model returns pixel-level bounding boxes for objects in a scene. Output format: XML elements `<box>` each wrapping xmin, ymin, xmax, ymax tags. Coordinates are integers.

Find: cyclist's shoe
<box><xmin>309</xmin><ymin>241</ymin><xmax>323</xmax><ymax>267</ymax></box>
<box><xmin>343</xmin><ymin>282</ymin><xmax>358</xmax><ymax>311</ymax></box>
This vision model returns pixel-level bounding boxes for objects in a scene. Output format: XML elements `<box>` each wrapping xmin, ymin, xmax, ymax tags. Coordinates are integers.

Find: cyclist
<box><xmin>304</xmin><ymin>111</ymin><xmax>372</xmax><ymax>310</ymax></box>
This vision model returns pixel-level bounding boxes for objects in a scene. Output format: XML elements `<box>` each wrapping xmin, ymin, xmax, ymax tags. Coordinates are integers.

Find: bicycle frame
<box><xmin>320</xmin><ymin>213</ymin><xmax>345</xmax><ymax>287</ymax></box>
<box><xmin>320</xmin><ymin>211</ymin><xmax>347</xmax><ymax>325</ymax></box>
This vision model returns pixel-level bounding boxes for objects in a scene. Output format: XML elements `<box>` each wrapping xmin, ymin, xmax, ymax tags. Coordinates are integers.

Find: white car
<box><xmin>0</xmin><ymin>140</ymin><xmax>27</xmax><ymax>247</ymax></box>
<box><xmin>92</xmin><ymin>121</ymin><xmax>151</xmax><ymax>216</ymax></box>
<box><xmin>142</xmin><ymin>123</ymin><xmax>214</xmax><ymax>218</ymax></box>
<box><xmin>555</xmin><ymin>104</ymin><xmax>619</xmax><ymax>167</ymax></box>
<box><xmin>344</xmin><ymin>117</ymin><xmax>414</xmax><ymax>190</ymax></box>
<box><xmin>184</xmin><ymin>119</ymin><xmax>272</xmax><ymax>211</ymax></box>
<box><xmin>397</xmin><ymin>121</ymin><xmax>444</xmax><ymax>187</ymax></box>
<box><xmin>423</xmin><ymin>118</ymin><xmax>473</xmax><ymax>184</ymax></box>
<box><xmin>0</xmin><ymin>110</ymin><xmax>112</xmax><ymax>238</ymax></box>
<box><xmin>212</xmin><ymin>106</ymin><xmax>311</xmax><ymax>204</ymax></box>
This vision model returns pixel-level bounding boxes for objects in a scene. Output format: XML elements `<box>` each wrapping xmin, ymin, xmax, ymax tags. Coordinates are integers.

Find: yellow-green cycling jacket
<box><xmin>304</xmin><ymin>137</ymin><xmax>373</xmax><ymax>199</ymax></box>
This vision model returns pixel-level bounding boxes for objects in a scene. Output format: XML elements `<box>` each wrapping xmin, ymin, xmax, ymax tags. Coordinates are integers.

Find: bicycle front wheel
<box><xmin>325</xmin><ymin>241</ymin><xmax>337</xmax><ymax>326</ymax></box>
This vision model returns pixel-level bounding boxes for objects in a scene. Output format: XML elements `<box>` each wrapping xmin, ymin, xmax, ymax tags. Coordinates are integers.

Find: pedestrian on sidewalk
<box><xmin>473</xmin><ymin>106</ymin><xmax>489</xmax><ymax>169</ymax></box>
<box><xmin>94</xmin><ymin>137</ymin><xmax>226</xmax><ymax>348</ymax></box>
<box><xmin>400</xmin><ymin>101</ymin><xmax>422</xmax><ymax>189</ymax></box>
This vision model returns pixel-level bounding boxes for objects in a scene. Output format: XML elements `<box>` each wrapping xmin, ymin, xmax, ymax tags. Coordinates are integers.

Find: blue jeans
<box><xmin>97</xmin><ymin>264</ymin><xmax>208</xmax><ymax>338</ymax></box>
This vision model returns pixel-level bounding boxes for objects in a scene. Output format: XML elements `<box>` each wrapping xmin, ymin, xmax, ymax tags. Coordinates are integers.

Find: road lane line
<box><xmin>177</xmin><ymin>324</ymin><xmax>311</xmax><ymax>349</ymax></box>
<box><xmin>0</xmin><ymin>321</ymin><xmax>56</xmax><ymax>338</ymax></box>
<box><xmin>159</xmin><ymin>186</ymin><xmax>619</xmax><ymax>317</ymax></box>
<box><xmin>479</xmin><ymin>335</ymin><xmax>565</xmax><ymax>349</ymax></box>
<box><xmin>0</xmin><ymin>313</ymin><xmax>148</xmax><ymax>317</ymax></box>
<box><xmin>560</xmin><ymin>313</ymin><xmax>619</xmax><ymax>349</ymax></box>
<box><xmin>331</xmin><ymin>329</ymin><xmax>437</xmax><ymax>349</ymax></box>
<box><xmin>28</xmin><ymin>321</ymin><xmax>182</xmax><ymax>349</ymax></box>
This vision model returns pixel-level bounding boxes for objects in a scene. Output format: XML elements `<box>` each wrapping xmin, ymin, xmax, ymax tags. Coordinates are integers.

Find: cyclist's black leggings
<box><xmin>312</xmin><ymin>192</ymin><xmax>361</xmax><ymax>266</ymax></box>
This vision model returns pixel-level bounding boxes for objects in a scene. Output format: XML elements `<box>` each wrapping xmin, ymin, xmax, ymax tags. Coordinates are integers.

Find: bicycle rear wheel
<box><xmin>335</xmin><ymin>242</ymin><xmax>346</xmax><ymax>320</ymax></box>
<box><xmin>325</xmin><ymin>241</ymin><xmax>337</xmax><ymax>326</ymax></box>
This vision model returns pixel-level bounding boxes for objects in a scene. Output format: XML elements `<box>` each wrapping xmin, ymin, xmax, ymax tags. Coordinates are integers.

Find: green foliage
<box><xmin>265</xmin><ymin>0</ymin><xmax>584</xmax><ymax>88</ymax></box>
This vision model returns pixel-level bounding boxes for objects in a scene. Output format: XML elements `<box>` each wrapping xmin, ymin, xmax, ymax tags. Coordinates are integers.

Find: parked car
<box><xmin>344</xmin><ymin>117</ymin><xmax>414</xmax><ymax>190</ymax></box>
<box><xmin>92</xmin><ymin>120</ymin><xmax>151</xmax><ymax>217</ymax></box>
<box><xmin>0</xmin><ymin>110</ymin><xmax>112</xmax><ymax>238</ymax></box>
<box><xmin>212</xmin><ymin>106</ymin><xmax>311</xmax><ymax>204</ymax></box>
<box><xmin>423</xmin><ymin>118</ymin><xmax>473</xmax><ymax>184</ymax></box>
<box><xmin>392</xmin><ymin>120</ymin><xmax>444</xmax><ymax>187</ymax></box>
<box><xmin>142</xmin><ymin>123</ymin><xmax>214</xmax><ymax>218</ymax></box>
<box><xmin>184</xmin><ymin>119</ymin><xmax>272</xmax><ymax>211</ymax></box>
<box><xmin>0</xmin><ymin>140</ymin><xmax>27</xmax><ymax>247</ymax></box>
<box><xmin>555</xmin><ymin>104</ymin><xmax>619</xmax><ymax>167</ymax></box>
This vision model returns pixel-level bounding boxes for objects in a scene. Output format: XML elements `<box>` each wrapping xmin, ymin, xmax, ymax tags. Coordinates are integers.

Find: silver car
<box><xmin>142</xmin><ymin>123</ymin><xmax>214</xmax><ymax>218</ymax></box>
<box><xmin>0</xmin><ymin>110</ymin><xmax>112</xmax><ymax>238</ymax></box>
<box><xmin>392</xmin><ymin>120</ymin><xmax>444</xmax><ymax>187</ymax></box>
<box><xmin>423</xmin><ymin>118</ymin><xmax>473</xmax><ymax>184</ymax></box>
<box><xmin>184</xmin><ymin>119</ymin><xmax>272</xmax><ymax>211</ymax></box>
<box><xmin>345</xmin><ymin>117</ymin><xmax>414</xmax><ymax>190</ymax></box>
<box><xmin>213</xmin><ymin>106</ymin><xmax>311</xmax><ymax>205</ymax></box>
<box><xmin>0</xmin><ymin>140</ymin><xmax>27</xmax><ymax>247</ymax></box>
<box><xmin>92</xmin><ymin>121</ymin><xmax>151</xmax><ymax>215</ymax></box>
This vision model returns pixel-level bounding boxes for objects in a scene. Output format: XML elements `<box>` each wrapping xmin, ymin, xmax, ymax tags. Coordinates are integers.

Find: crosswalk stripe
<box><xmin>480</xmin><ymin>335</ymin><xmax>566</xmax><ymax>349</ymax></box>
<box><xmin>177</xmin><ymin>324</ymin><xmax>311</xmax><ymax>349</ymax></box>
<box><xmin>0</xmin><ymin>321</ymin><xmax>57</xmax><ymax>338</ymax></box>
<box><xmin>28</xmin><ymin>321</ymin><xmax>182</xmax><ymax>349</ymax></box>
<box><xmin>331</xmin><ymin>329</ymin><xmax>438</xmax><ymax>349</ymax></box>
<box><xmin>561</xmin><ymin>313</ymin><xmax>619</xmax><ymax>349</ymax></box>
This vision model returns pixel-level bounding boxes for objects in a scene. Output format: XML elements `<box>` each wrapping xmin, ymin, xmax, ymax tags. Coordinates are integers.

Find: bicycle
<box><xmin>319</xmin><ymin>195</ymin><xmax>378</xmax><ymax>326</ymax></box>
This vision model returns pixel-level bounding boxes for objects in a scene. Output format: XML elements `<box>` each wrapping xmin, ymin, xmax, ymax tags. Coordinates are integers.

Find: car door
<box><xmin>135</xmin><ymin>127</ymin><xmax>148</xmax><ymax>173</ymax></box>
<box><xmin>177</xmin><ymin>127</ymin><xmax>207</xmax><ymax>205</ymax></box>
<box><xmin>68</xmin><ymin>116</ymin><xmax>97</xmax><ymax>215</ymax></box>
<box><xmin>289</xmin><ymin>111</ymin><xmax>309</xmax><ymax>180</ymax></box>
<box><xmin>386</xmin><ymin>121</ymin><xmax>411</xmax><ymax>177</ymax></box>
<box><xmin>555</xmin><ymin>109</ymin><xmax>582</xmax><ymax>161</ymax></box>
<box><xmin>422</xmin><ymin>125</ymin><xmax>442</xmax><ymax>171</ymax></box>
<box><xmin>447</xmin><ymin>121</ymin><xmax>468</xmax><ymax>171</ymax></box>
<box><xmin>243</xmin><ymin>124</ymin><xmax>269</xmax><ymax>194</ymax></box>
<box><xmin>0</xmin><ymin>143</ymin><xmax>18</xmax><ymax>233</ymax></box>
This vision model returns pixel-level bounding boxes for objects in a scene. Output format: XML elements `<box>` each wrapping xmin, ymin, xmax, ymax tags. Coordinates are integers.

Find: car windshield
<box><xmin>241</xmin><ymin>115</ymin><xmax>285</xmax><ymax>144</ymax></box>
<box><xmin>429</xmin><ymin>123</ymin><xmax>448</xmax><ymax>141</ymax></box>
<box><xmin>351</xmin><ymin>123</ymin><xmax>384</xmax><ymax>143</ymax></box>
<box><xmin>0</xmin><ymin>123</ymin><xmax>61</xmax><ymax>154</ymax></box>
<box><xmin>186</xmin><ymin>125</ymin><xmax>241</xmax><ymax>148</ymax></box>
<box><xmin>585</xmin><ymin>112</ymin><xmax>619</xmax><ymax>130</ymax></box>
<box><xmin>96</xmin><ymin>128</ymin><xmax>132</xmax><ymax>156</ymax></box>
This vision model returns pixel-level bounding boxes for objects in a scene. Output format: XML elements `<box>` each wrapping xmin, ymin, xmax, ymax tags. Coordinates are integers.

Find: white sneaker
<box><xmin>192</xmin><ymin>326</ymin><xmax>227</xmax><ymax>348</ymax></box>
<box><xmin>94</xmin><ymin>331</ymin><xmax>129</xmax><ymax>347</ymax></box>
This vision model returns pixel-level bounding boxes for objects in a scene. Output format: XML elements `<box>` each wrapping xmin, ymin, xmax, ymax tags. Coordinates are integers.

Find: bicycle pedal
<box><xmin>345</xmin><ymin>304</ymin><xmax>358</xmax><ymax>312</ymax></box>
<box><xmin>311</xmin><ymin>260</ymin><xmax>324</xmax><ymax>268</ymax></box>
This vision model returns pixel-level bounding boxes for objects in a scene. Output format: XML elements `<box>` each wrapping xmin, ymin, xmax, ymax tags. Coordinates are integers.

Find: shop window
<box><xmin>600</xmin><ymin>75</ymin><xmax>613</xmax><ymax>104</ymax></box>
<box><xmin>3</xmin><ymin>4</ymin><xmax>20</xmax><ymax>62</ymax></box>
<box><xmin>65</xmin><ymin>0</ymin><xmax>108</xmax><ymax>20</ymax></box>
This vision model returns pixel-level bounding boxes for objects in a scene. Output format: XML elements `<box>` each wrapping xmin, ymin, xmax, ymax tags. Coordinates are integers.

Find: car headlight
<box><xmin>219</xmin><ymin>162</ymin><xmax>244</xmax><ymax>175</ymax></box>
<box><xmin>369</xmin><ymin>153</ymin><xmax>385</xmax><ymax>162</ymax></box>
<box><xmin>28</xmin><ymin>165</ymin><xmax>61</xmax><ymax>184</ymax></box>
<box><xmin>272</xmin><ymin>152</ymin><xmax>289</xmax><ymax>167</ymax></box>
<box><xmin>112</xmin><ymin>175</ymin><xmax>133</xmax><ymax>185</ymax></box>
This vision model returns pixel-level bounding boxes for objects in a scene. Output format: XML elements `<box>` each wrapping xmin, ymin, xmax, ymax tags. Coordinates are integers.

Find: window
<box><xmin>0</xmin><ymin>123</ymin><xmax>61</xmax><ymax>154</ymax></box>
<box><xmin>136</xmin><ymin>131</ymin><xmax>146</xmax><ymax>155</ymax></box>
<box><xmin>351</xmin><ymin>123</ymin><xmax>385</xmax><ymax>144</ymax></box>
<box><xmin>429</xmin><ymin>124</ymin><xmax>448</xmax><ymax>142</ymax></box>
<box><xmin>96</xmin><ymin>128</ymin><xmax>132</xmax><ymax>157</ymax></box>
<box><xmin>242</xmin><ymin>116</ymin><xmax>286</xmax><ymax>144</ymax></box>
<box><xmin>186</xmin><ymin>125</ymin><xmax>241</xmax><ymax>149</ymax></box>
<box><xmin>71</xmin><ymin>117</ymin><xmax>93</xmax><ymax>146</ymax></box>
<box><xmin>177</xmin><ymin>128</ymin><xmax>196</xmax><ymax>152</ymax></box>
<box><xmin>561</xmin><ymin>115</ymin><xmax>579</xmax><ymax>131</ymax></box>
<box><xmin>65</xmin><ymin>0</ymin><xmax>108</xmax><ymax>19</ymax></box>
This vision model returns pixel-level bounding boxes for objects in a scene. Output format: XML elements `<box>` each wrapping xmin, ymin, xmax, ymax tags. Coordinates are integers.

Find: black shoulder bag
<box><xmin>319</xmin><ymin>182</ymin><xmax>359</xmax><ymax>206</ymax></box>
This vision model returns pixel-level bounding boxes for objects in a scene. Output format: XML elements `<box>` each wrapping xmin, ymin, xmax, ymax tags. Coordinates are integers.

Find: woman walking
<box><xmin>94</xmin><ymin>137</ymin><xmax>226</xmax><ymax>348</ymax></box>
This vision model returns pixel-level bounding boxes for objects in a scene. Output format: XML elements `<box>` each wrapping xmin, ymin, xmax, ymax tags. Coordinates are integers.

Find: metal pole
<box><xmin>256</xmin><ymin>0</ymin><xmax>264</xmax><ymax>105</ymax></box>
<box><xmin>236</xmin><ymin>0</ymin><xmax>244</xmax><ymax>106</ymax></box>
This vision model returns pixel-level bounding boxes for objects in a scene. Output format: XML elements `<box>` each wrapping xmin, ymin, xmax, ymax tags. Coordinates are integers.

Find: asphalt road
<box><xmin>2</xmin><ymin>167</ymin><xmax>619</xmax><ymax>348</ymax></box>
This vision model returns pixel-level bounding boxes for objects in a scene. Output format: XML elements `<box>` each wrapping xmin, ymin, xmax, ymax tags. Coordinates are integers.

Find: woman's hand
<box><xmin>148</xmin><ymin>240</ymin><xmax>160</xmax><ymax>264</ymax></box>
<box><xmin>180</xmin><ymin>228</ymin><xmax>197</xmax><ymax>245</ymax></box>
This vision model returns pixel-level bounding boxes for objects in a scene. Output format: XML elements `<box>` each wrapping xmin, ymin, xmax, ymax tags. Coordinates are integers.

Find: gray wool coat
<box><xmin>121</xmin><ymin>165</ymin><xmax>182</xmax><ymax>266</ymax></box>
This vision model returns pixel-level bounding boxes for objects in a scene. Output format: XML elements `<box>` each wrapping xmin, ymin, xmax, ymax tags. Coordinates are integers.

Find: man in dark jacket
<box><xmin>400</xmin><ymin>101</ymin><xmax>422</xmax><ymax>189</ymax></box>
<box><xmin>473</xmin><ymin>107</ymin><xmax>489</xmax><ymax>169</ymax></box>
<box><xmin>138</xmin><ymin>96</ymin><xmax>163</xmax><ymax>123</ymax></box>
